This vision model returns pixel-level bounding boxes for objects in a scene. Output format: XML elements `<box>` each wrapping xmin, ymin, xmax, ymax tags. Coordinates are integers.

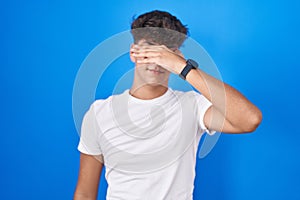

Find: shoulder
<box><xmin>89</xmin><ymin>90</ymin><xmax>129</xmax><ymax>114</ymax></box>
<box><xmin>171</xmin><ymin>89</ymin><xmax>211</xmax><ymax>107</ymax></box>
<box><xmin>171</xmin><ymin>88</ymin><xmax>202</xmax><ymax>99</ymax></box>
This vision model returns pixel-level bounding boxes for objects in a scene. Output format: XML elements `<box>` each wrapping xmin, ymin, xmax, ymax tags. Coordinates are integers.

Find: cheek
<box><xmin>135</xmin><ymin>63</ymin><xmax>148</xmax><ymax>70</ymax></box>
<box><xmin>135</xmin><ymin>65</ymin><xmax>147</xmax><ymax>76</ymax></box>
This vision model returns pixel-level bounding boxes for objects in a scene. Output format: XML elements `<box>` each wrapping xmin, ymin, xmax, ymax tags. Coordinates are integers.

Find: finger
<box><xmin>137</xmin><ymin>44</ymin><xmax>162</xmax><ymax>48</ymax></box>
<box><xmin>136</xmin><ymin>57</ymin><xmax>157</xmax><ymax>64</ymax></box>
<box><xmin>138</xmin><ymin>44</ymin><xmax>168</xmax><ymax>52</ymax></box>
<box><xmin>133</xmin><ymin>45</ymin><xmax>163</xmax><ymax>51</ymax></box>
<box><xmin>131</xmin><ymin>48</ymin><xmax>163</xmax><ymax>56</ymax></box>
<box><xmin>132</xmin><ymin>51</ymin><xmax>160</xmax><ymax>58</ymax></box>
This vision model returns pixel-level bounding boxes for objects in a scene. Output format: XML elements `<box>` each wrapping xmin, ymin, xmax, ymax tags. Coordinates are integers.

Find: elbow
<box><xmin>242</xmin><ymin>109</ymin><xmax>263</xmax><ymax>133</ymax></box>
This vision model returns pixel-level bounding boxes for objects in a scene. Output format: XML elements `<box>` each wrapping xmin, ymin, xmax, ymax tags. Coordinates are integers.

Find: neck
<box><xmin>129</xmin><ymin>84</ymin><xmax>168</xmax><ymax>100</ymax></box>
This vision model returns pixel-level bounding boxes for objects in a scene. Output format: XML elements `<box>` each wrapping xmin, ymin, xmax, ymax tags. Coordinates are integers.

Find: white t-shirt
<box><xmin>78</xmin><ymin>88</ymin><xmax>214</xmax><ymax>200</ymax></box>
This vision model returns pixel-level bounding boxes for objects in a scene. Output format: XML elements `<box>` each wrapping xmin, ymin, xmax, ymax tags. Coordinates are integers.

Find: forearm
<box><xmin>186</xmin><ymin>68</ymin><xmax>262</xmax><ymax>132</ymax></box>
<box><xmin>73</xmin><ymin>193</ymin><xmax>96</xmax><ymax>200</ymax></box>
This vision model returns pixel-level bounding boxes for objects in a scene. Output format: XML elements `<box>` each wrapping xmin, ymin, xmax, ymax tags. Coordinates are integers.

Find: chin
<box><xmin>135</xmin><ymin>67</ymin><xmax>170</xmax><ymax>87</ymax></box>
<box><xmin>142</xmin><ymin>79</ymin><xmax>168</xmax><ymax>88</ymax></box>
<box><xmin>147</xmin><ymin>82</ymin><xmax>163</xmax><ymax>87</ymax></box>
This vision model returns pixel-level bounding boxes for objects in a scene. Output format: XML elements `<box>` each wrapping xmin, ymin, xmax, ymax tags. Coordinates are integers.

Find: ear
<box><xmin>129</xmin><ymin>43</ymin><xmax>136</xmax><ymax>63</ymax></box>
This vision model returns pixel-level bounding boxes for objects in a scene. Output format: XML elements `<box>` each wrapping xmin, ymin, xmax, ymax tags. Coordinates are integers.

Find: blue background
<box><xmin>1</xmin><ymin>0</ymin><xmax>299</xmax><ymax>199</ymax></box>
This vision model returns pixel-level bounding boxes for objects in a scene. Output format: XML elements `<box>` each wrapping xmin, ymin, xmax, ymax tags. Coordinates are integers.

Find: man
<box><xmin>74</xmin><ymin>10</ymin><xmax>262</xmax><ymax>200</ymax></box>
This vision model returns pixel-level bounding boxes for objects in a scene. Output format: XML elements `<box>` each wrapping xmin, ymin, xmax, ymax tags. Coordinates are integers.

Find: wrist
<box><xmin>179</xmin><ymin>59</ymin><xmax>198</xmax><ymax>80</ymax></box>
<box><xmin>175</xmin><ymin>58</ymin><xmax>187</xmax><ymax>75</ymax></box>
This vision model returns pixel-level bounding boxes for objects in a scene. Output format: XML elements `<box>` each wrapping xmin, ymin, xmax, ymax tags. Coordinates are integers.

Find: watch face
<box><xmin>187</xmin><ymin>59</ymin><xmax>198</xmax><ymax>68</ymax></box>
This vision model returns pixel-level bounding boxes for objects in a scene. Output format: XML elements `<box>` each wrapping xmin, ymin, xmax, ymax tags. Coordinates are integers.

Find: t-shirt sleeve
<box><xmin>77</xmin><ymin>103</ymin><xmax>103</xmax><ymax>155</ymax></box>
<box><xmin>192</xmin><ymin>91</ymin><xmax>216</xmax><ymax>135</ymax></box>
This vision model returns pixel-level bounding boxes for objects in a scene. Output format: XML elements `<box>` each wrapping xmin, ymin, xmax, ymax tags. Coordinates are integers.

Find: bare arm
<box><xmin>131</xmin><ymin>44</ymin><xmax>262</xmax><ymax>133</ymax></box>
<box><xmin>186</xmin><ymin>68</ymin><xmax>262</xmax><ymax>133</ymax></box>
<box><xmin>74</xmin><ymin>153</ymin><xmax>103</xmax><ymax>200</ymax></box>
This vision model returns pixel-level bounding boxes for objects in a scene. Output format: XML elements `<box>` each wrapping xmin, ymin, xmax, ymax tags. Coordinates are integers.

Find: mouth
<box><xmin>146</xmin><ymin>66</ymin><xmax>165</xmax><ymax>74</ymax></box>
<box><xmin>147</xmin><ymin>69</ymin><xmax>165</xmax><ymax>74</ymax></box>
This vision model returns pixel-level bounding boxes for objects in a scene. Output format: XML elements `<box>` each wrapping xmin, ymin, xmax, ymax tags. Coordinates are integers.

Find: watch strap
<box><xmin>179</xmin><ymin>59</ymin><xmax>197</xmax><ymax>80</ymax></box>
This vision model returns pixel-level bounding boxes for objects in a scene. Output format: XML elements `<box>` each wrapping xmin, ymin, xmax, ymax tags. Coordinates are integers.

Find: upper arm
<box><xmin>74</xmin><ymin>153</ymin><xmax>104</xmax><ymax>200</ymax></box>
<box><xmin>204</xmin><ymin>106</ymin><xmax>244</xmax><ymax>134</ymax></box>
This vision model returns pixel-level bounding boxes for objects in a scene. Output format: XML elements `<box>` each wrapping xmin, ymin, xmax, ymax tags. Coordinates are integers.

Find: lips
<box><xmin>147</xmin><ymin>68</ymin><xmax>164</xmax><ymax>73</ymax></box>
<box><xmin>146</xmin><ymin>66</ymin><xmax>165</xmax><ymax>73</ymax></box>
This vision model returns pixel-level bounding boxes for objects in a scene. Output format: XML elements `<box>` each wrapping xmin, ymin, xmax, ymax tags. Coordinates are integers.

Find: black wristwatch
<box><xmin>179</xmin><ymin>59</ymin><xmax>198</xmax><ymax>80</ymax></box>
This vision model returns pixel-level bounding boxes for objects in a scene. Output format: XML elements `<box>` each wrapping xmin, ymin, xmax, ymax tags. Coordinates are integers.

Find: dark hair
<box><xmin>131</xmin><ymin>10</ymin><xmax>188</xmax><ymax>48</ymax></box>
